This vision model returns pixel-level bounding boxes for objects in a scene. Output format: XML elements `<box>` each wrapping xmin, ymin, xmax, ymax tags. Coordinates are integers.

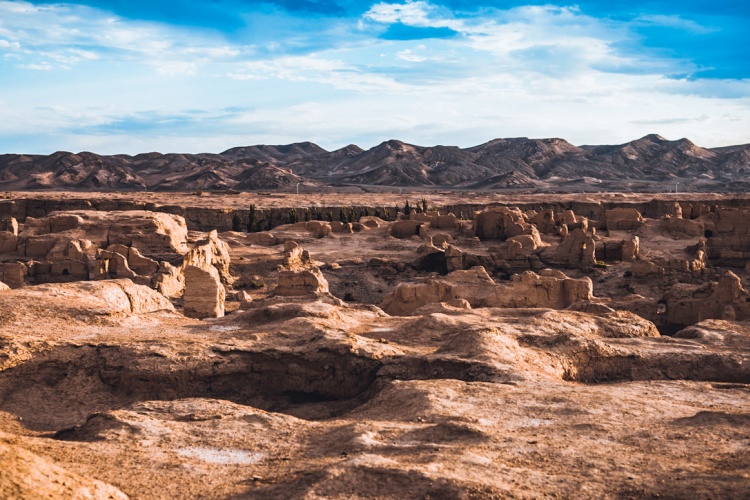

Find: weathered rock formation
<box><xmin>605</xmin><ymin>208</ymin><xmax>645</xmax><ymax>231</ymax></box>
<box><xmin>381</xmin><ymin>266</ymin><xmax>593</xmax><ymax>316</ymax></box>
<box><xmin>391</xmin><ymin>220</ymin><xmax>425</xmax><ymax>239</ymax></box>
<box><xmin>0</xmin><ymin>262</ymin><xmax>27</xmax><ymax>288</ymax></box>
<box><xmin>540</xmin><ymin>228</ymin><xmax>596</xmax><ymax>268</ymax></box>
<box><xmin>0</xmin><ymin>217</ymin><xmax>18</xmax><ymax>253</ymax></box>
<box><xmin>275</xmin><ymin>268</ymin><xmax>330</xmax><ymax>297</ymax></box>
<box><xmin>0</xmin><ymin>279</ymin><xmax>174</xmax><ymax>327</ymax></box>
<box><xmin>474</xmin><ymin>207</ymin><xmax>540</xmax><ymax>242</ymax></box>
<box><xmin>663</xmin><ymin>271</ymin><xmax>750</xmax><ymax>327</ymax></box>
<box><xmin>0</xmin><ymin>211</ymin><xmax>233</xmax><ymax>301</ymax></box>
<box><xmin>596</xmin><ymin>236</ymin><xmax>640</xmax><ymax>262</ymax></box>
<box><xmin>5</xmin><ymin>210</ymin><xmax>189</xmax><ymax>287</ymax></box>
<box><xmin>703</xmin><ymin>208</ymin><xmax>750</xmax><ymax>266</ymax></box>
<box><xmin>273</xmin><ymin>241</ymin><xmax>330</xmax><ymax>297</ymax></box>
<box><xmin>182</xmin><ymin>265</ymin><xmax>225</xmax><ymax>319</ymax></box>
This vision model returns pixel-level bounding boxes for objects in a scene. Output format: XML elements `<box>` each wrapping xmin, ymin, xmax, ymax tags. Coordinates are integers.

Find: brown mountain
<box><xmin>0</xmin><ymin>135</ymin><xmax>748</xmax><ymax>191</ymax></box>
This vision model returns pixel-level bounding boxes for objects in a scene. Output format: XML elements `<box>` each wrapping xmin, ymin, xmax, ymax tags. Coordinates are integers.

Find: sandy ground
<box><xmin>1</xmin><ymin>194</ymin><xmax>750</xmax><ymax>499</ymax></box>
<box><xmin>4</xmin><ymin>190</ymin><xmax>750</xmax><ymax>210</ymax></box>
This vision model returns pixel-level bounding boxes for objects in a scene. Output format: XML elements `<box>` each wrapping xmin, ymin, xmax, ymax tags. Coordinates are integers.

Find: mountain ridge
<box><xmin>1</xmin><ymin>135</ymin><xmax>748</xmax><ymax>192</ymax></box>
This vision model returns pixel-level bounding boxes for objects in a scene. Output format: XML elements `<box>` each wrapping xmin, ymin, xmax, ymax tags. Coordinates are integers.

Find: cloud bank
<box><xmin>0</xmin><ymin>0</ymin><xmax>748</xmax><ymax>154</ymax></box>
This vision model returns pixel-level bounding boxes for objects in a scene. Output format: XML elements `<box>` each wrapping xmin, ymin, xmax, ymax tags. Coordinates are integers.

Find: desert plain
<box><xmin>0</xmin><ymin>189</ymin><xmax>749</xmax><ymax>499</ymax></box>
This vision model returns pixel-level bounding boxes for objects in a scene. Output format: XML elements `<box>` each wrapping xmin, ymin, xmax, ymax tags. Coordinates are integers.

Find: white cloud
<box><xmin>635</xmin><ymin>14</ymin><xmax>716</xmax><ymax>34</ymax></box>
<box><xmin>0</xmin><ymin>39</ymin><xmax>20</xmax><ymax>49</ymax></box>
<box><xmin>152</xmin><ymin>60</ymin><xmax>199</xmax><ymax>77</ymax></box>
<box><xmin>0</xmin><ymin>0</ymin><xmax>749</xmax><ymax>154</ymax></box>
<box><xmin>397</xmin><ymin>48</ymin><xmax>426</xmax><ymax>62</ymax></box>
<box><xmin>0</xmin><ymin>0</ymin><xmax>244</xmax><ymax>72</ymax></box>
<box><xmin>18</xmin><ymin>62</ymin><xmax>53</xmax><ymax>70</ymax></box>
<box><xmin>364</xmin><ymin>1</ymin><xmax>439</xmax><ymax>27</ymax></box>
<box><xmin>228</xmin><ymin>55</ymin><xmax>410</xmax><ymax>93</ymax></box>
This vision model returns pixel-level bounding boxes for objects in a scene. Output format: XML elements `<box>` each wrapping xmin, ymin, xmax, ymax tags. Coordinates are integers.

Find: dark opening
<box><xmin>704</xmin><ymin>229</ymin><xmax>714</xmax><ymax>238</ymax></box>
<box><xmin>418</xmin><ymin>252</ymin><xmax>448</xmax><ymax>275</ymax></box>
<box><xmin>283</xmin><ymin>391</ymin><xmax>335</xmax><ymax>404</ymax></box>
<box><xmin>656</xmin><ymin>324</ymin><xmax>684</xmax><ymax>336</ymax></box>
<box><xmin>61</xmin><ymin>269</ymin><xmax>70</xmax><ymax>276</ymax></box>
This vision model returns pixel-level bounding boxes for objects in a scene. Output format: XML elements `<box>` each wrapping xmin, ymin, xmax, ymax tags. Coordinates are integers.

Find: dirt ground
<box><xmin>1</xmin><ymin>193</ymin><xmax>750</xmax><ymax>499</ymax></box>
<box><xmin>4</xmin><ymin>189</ymin><xmax>750</xmax><ymax>210</ymax></box>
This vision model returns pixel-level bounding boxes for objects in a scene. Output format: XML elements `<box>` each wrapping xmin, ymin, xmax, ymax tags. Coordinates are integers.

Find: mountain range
<box><xmin>1</xmin><ymin>134</ymin><xmax>748</xmax><ymax>192</ymax></box>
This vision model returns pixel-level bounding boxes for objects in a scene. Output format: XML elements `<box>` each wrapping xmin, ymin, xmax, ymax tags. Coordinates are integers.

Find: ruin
<box><xmin>1</xmin><ymin>192</ymin><xmax>750</xmax><ymax>498</ymax></box>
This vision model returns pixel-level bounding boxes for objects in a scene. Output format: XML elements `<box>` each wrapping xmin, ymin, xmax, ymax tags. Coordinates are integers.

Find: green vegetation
<box><xmin>232</xmin><ymin>213</ymin><xmax>243</xmax><ymax>232</ymax></box>
<box><xmin>404</xmin><ymin>200</ymin><xmax>412</xmax><ymax>216</ymax></box>
<box><xmin>248</xmin><ymin>204</ymin><xmax>259</xmax><ymax>232</ymax></box>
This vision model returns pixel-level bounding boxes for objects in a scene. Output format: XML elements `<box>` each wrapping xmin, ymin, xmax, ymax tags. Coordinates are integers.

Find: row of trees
<box><xmin>402</xmin><ymin>197</ymin><xmax>430</xmax><ymax>216</ymax></box>
<box><xmin>231</xmin><ymin>198</ymin><xmax>446</xmax><ymax>232</ymax></box>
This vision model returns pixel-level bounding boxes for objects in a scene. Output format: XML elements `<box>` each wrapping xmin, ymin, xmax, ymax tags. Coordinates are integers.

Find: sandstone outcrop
<box><xmin>703</xmin><ymin>207</ymin><xmax>750</xmax><ymax>265</ymax></box>
<box><xmin>540</xmin><ymin>228</ymin><xmax>596</xmax><ymax>268</ymax></box>
<box><xmin>0</xmin><ymin>281</ymin><xmax>9</xmax><ymax>291</ymax></box>
<box><xmin>0</xmin><ymin>262</ymin><xmax>27</xmax><ymax>288</ymax></box>
<box><xmin>18</xmin><ymin>210</ymin><xmax>189</xmax><ymax>256</ymax></box>
<box><xmin>6</xmin><ymin>210</ymin><xmax>190</xmax><ymax>287</ymax></box>
<box><xmin>0</xmin><ymin>279</ymin><xmax>174</xmax><ymax>327</ymax></box>
<box><xmin>605</xmin><ymin>208</ymin><xmax>644</xmax><ymax>231</ymax></box>
<box><xmin>663</xmin><ymin>271</ymin><xmax>750</xmax><ymax>326</ymax></box>
<box><xmin>381</xmin><ymin>266</ymin><xmax>593</xmax><ymax>316</ymax></box>
<box><xmin>181</xmin><ymin>230</ymin><xmax>232</xmax><ymax>284</ymax></box>
<box><xmin>183</xmin><ymin>265</ymin><xmax>225</xmax><ymax>319</ymax></box>
<box><xmin>474</xmin><ymin>207</ymin><xmax>539</xmax><ymax>241</ymax></box>
<box><xmin>247</xmin><ymin>231</ymin><xmax>277</xmax><ymax>246</ymax></box>
<box><xmin>391</xmin><ymin>220</ymin><xmax>424</xmax><ymax>238</ymax></box>
<box><xmin>0</xmin><ymin>217</ymin><xmax>18</xmax><ymax>253</ymax></box>
<box><xmin>0</xmin><ymin>211</ymin><xmax>233</xmax><ymax>298</ymax></box>
<box><xmin>272</xmin><ymin>241</ymin><xmax>330</xmax><ymax>297</ymax></box>
<box><xmin>275</xmin><ymin>267</ymin><xmax>330</xmax><ymax>297</ymax></box>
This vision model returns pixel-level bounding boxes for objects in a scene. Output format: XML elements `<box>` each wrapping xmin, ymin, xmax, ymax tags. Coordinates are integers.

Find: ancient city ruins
<box><xmin>1</xmin><ymin>191</ymin><xmax>750</xmax><ymax>498</ymax></box>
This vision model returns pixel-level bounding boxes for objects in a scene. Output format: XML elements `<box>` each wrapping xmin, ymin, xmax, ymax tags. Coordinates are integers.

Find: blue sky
<box><xmin>0</xmin><ymin>0</ymin><xmax>748</xmax><ymax>154</ymax></box>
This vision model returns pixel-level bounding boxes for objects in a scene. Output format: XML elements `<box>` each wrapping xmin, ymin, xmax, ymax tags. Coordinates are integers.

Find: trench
<box><xmin>2</xmin><ymin>327</ymin><xmax>748</xmax><ymax>434</ymax></box>
<box><xmin>0</xmin><ymin>344</ymin><xmax>382</xmax><ymax>431</ymax></box>
<box><xmin>0</xmin><ymin>342</ymin><xmax>512</xmax><ymax>433</ymax></box>
<box><xmin>560</xmin><ymin>347</ymin><xmax>750</xmax><ymax>385</ymax></box>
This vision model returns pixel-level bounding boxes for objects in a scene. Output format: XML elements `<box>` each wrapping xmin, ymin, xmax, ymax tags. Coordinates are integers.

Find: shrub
<box><xmin>232</xmin><ymin>213</ymin><xmax>243</xmax><ymax>232</ymax></box>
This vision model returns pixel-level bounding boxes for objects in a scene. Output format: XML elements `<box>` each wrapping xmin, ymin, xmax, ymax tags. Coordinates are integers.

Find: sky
<box><xmin>0</xmin><ymin>0</ymin><xmax>749</xmax><ymax>154</ymax></box>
